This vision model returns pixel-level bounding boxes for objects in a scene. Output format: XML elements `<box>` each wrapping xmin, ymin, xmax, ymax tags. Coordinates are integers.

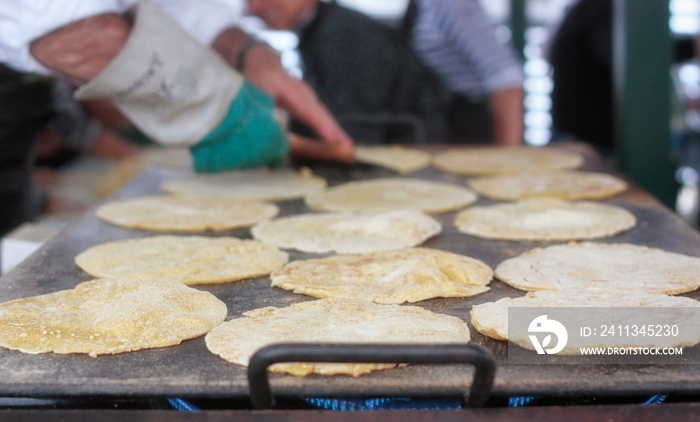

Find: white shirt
<box><xmin>0</xmin><ymin>0</ymin><xmax>243</xmax><ymax>74</ymax></box>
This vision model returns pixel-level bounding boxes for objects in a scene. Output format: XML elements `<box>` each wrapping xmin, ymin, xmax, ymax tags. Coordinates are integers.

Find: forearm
<box><xmin>211</xmin><ymin>27</ymin><xmax>353</xmax><ymax>147</ymax></box>
<box><xmin>490</xmin><ymin>87</ymin><xmax>524</xmax><ymax>145</ymax></box>
<box><xmin>29</xmin><ymin>14</ymin><xmax>131</xmax><ymax>82</ymax></box>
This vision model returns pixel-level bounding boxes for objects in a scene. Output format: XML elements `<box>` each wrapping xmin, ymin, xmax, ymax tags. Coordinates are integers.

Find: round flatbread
<box><xmin>433</xmin><ymin>146</ymin><xmax>583</xmax><ymax>176</ymax></box>
<box><xmin>355</xmin><ymin>145</ymin><xmax>432</xmax><ymax>174</ymax></box>
<box><xmin>161</xmin><ymin>169</ymin><xmax>327</xmax><ymax>201</ymax></box>
<box><xmin>0</xmin><ymin>278</ymin><xmax>227</xmax><ymax>357</ymax></box>
<box><xmin>470</xmin><ymin>290</ymin><xmax>700</xmax><ymax>354</ymax></box>
<box><xmin>495</xmin><ymin>242</ymin><xmax>700</xmax><ymax>295</ymax></box>
<box><xmin>271</xmin><ymin>247</ymin><xmax>492</xmax><ymax>304</ymax></box>
<box><xmin>75</xmin><ymin>235</ymin><xmax>289</xmax><ymax>285</ymax></box>
<box><xmin>206</xmin><ymin>297</ymin><xmax>471</xmax><ymax>376</ymax></box>
<box><xmin>468</xmin><ymin>171</ymin><xmax>628</xmax><ymax>201</ymax></box>
<box><xmin>454</xmin><ymin>198</ymin><xmax>636</xmax><ymax>241</ymax></box>
<box><xmin>96</xmin><ymin>195</ymin><xmax>279</xmax><ymax>232</ymax></box>
<box><xmin>251</xmin><ymin>210</ymin><xmax>441</xmax><ymax>254</ymax></box>
<box><xmin>145</xmin><ymin>147</ymin><xmax>192</xmax><ymax>168</ymax></box>
<box><xmin>304</xmin><ymin>177</ymin><xmax>478</xmax><ymax>214</ymax></box>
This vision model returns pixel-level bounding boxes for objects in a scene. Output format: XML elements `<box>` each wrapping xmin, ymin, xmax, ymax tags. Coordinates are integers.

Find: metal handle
<box><xmin>247</xmin><ymin>342</ymin><xmax>496</xmax><ymax>410</ymax></box>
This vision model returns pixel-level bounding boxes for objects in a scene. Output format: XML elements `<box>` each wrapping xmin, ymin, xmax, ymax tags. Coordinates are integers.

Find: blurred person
<box><xmin>403</xmin><ymin>0</ymin><xmax>525</xmax><ymax>145</ymax></box>
<box><xmin>550</xmin><ymin>0</ymin><xmax>700</xmax><ymax>159</ymax></box>
<box><xmin>548</xmin><ymin>0</ymin><xmax>614</xmax><ymax>155</ymax></box>
<box><xmin>247</xmin><ymin>0</ymin><xmax>451</xmax><ymax>144</ymax></box>
<box><xmin>0</xmin><ymin>0</ymin><xmax>353</xmax><ymax>235</ymax></box>
<box><xmin>0</xmin><ymin>65</ymin><xmax>54</xmax><ymax>236</ymax></box>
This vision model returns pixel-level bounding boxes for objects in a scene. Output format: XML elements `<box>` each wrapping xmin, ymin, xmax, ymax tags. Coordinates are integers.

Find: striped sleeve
<box><xmin>413</xmin><ymin>0</ymin><xmax>523</xmax><ymax>98</ymax></box>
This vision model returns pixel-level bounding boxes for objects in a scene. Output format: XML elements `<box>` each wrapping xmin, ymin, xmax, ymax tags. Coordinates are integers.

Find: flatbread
<box><xmin>75</xmin><ymin>235</ymin><xmax>288</xmax><ymax>285</ymax></box>
<box><xmin>454</xmin><ymin>198</ymin><xmax>636</xmax><ymax>241</ymax></box>
<box><xmin>470</xmin><ymin>290</ymin><xmax>700</xmax><ymax>354</ymax></box>
<box><xmin>355</xmin><ymin>145</ymin><xmax>432</xmax><ymax>174</ymax></box>
<box><xmin>205</xmin><ymin>297</ymin><xmax>470</xmax><ymax>376</ymax></box>
<box><xmin>0</xmin><ymin>278</ymin><xmax>227</xmax><ymax>357</ymax></box>
<box><xmin>145</xmin><ymin>146</ymin><xmax>192</xmax><ymax>168</ymax></box>
<box><xmin>96</xmin><ymin>195</ymin><xmax>279</xmax><ymax>232</ymax></box>
<box><xmin>161</xmin><ymin>169</ymin><xmax>327</xmax><ymax>201</ymax></box>
<box><xmin>433</xmin><ymin>146</ymin><xmax>583</xmax><ymax>176</ymax></box>
<box><xmin>304</xmin><ymin>177</ymin><xmax>478</xmax><ymax>214</ymax></box>
<box><xmin>495</xmin><ymin>242</ymin><xmax>700</xmax><ymax>294</ymax></box>
<box><xmin>271</xmin><ymin>247</ymin><xmax>492</xmax><ymax>304</ymax></box>
<box><xmin>251</xmin><ymin>210</ymin><xmax>441</xmax><ymax>254</ymax></box>
<box><xmin>468</xmin><ymin>171</ymin><xmax>628</xmax><ymax>201</ymax></box>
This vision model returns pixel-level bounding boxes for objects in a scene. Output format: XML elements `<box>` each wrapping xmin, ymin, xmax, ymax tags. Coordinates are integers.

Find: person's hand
<box><xmin>243</xmin><ymin>44</ymin><xmax>354</xmax><ymax>149</ymax></box>
<box><xmin>33</xmin><ymin>2</ymin><xmax>291</xmax><ymax>174</ymax></box>
<box><xmin>190</xmin><ymin>82</ymin><xmax>289</xmax><ymax>172</ymax></box>
<box><xmin>212</xmin><ymin>29</ymin><xmax>354</xmax><ymax>149</ymax></box>
<box><xmin>288</xmin><ymin>133</ymin><xmax>354</xmax><ymax>164</ymax></box>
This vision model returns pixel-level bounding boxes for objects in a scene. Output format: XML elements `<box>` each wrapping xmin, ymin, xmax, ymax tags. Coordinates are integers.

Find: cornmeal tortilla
<box><xmin>205</xmin><ymin>297</ymin><xmax>470</xmax><ymax>376</ymax></box>
<box><xmin>454</xmin><ymin>198</ymin><xmax>636</xmax><ymax>241</ymax></box>
<box><xmin>304</xmin><ymin>177</ymin><xmax>478</xmax><ymax>214</ymax></box>
<box><xmin>75</xmin><ymin>235</ymin><xmax>289</xmax><ymax>285</ymax></box>
<box><xmin>145</xmin><ymin>146</ymin><xmax>192</xmax><ymax>168</ymax></box>
<box><xmin>96</xmin><ymin>195</ymin><xmax>279</xmax><ymax>232</ymax></box>
<box><xmin>251</xmin><ymin>210</ymin><xmax>441</xmax><ymax>254</ymax></box>
<box><xmin>433</xmin><ymin>146</ymin><xmax>583</xmax><ymax>176</ymax></box>
<box><xmin>0</xmin><ymin>278</ymin><xmax>227</xmax><ymax>357</ymax></box>
<box><xmin>161</xmin><ymin>169</ymin><xmax>327</xmax><ymax>201</ymax></box>
<box><xmin>355</xmin><ymin>145</ymin><xmax>432</xmax><ymax>174</ymax></box>
<box><xmin>271</xmin><ymin>247</ymin><xmax>492</xmax><ymax>304</ymax></box>
<box><xmin>495</xmin><ymin>242</ymin><xmax>700</xmax><ymax>294</ymax></box>
<box><xmin>471</xmin><ymin>290</ymin><xmax>700</xmax><ymax>354</ymax></box>
<box><xmin>468</xmin><ymin>171</ymin><xmax>628</xmax><ymax>201</ymax></box>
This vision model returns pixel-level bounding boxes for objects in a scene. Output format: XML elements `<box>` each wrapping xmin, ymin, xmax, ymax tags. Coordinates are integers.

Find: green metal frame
<box><xmin>509</xmin><ymin>0</ymin><xmax>677</xmax><ymax>208</ymax></box>
<box><xmin>613</xmin><ymin>0</ymin><xmax>677</xmax><ymax>208</ymax></box>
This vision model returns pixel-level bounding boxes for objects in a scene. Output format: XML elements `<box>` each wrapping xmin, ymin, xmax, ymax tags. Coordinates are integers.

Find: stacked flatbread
<box><xmin>0</xmin><ymin>278</ymin><xmax>227</xmax><ymax>357</ymax></box>
<box><xmin>433</xmin><ymin>146</ymin><xmax>583</xmax><ymax>176</ymax></box>
<box><xmin>205</xmin><ymin>297</ymin><xmax>471</xmax><ymax>376</ymax></box>
<box><xmin>305</xmin><ymin>177</ymin><xmax>478</xmax><ymax>213</ymax></box>
<box><xmin>355</xmin><ymin>145</ymin><xmax>432</xmax><ymax>174</ymax></box>
<box><xmin>454</xmin><ymin>198</ymin><xmax>636</xmax><ymax>241</ymax></box>
<box><xmin>271</xmin><ymin>247</ymin><xmax>492</xmax><ymax>304</ymax></box>
<box><xmin>75</xmin><ymin>235</ymin><xmax>288</xmax><ymax>285</ymax></box>
<box><xmin>96</xmin><ymin>195</ymin><xmax>279</xmax><ymax>232</ymax></box>
<box><xmin>161</xmin><ymin>169</ymin><xmax>327</xmax><ymax>201</ymax></box>
<box><xmin>251</xmin><ymin>210</ymin><xmax>441</xmax><ymax>254</ymax></box>
<box><xmin>468</xmin><ymin>171</ymin><xmax>628</xmax><ymax>201</ymax></box>
<box><xmin>471</xmin><ymin>290</ymin><xmax>700</xmax><ymax>354</ymax></box>
<box><xmin>495</xmin><ymin>242</ymin><xmax>700</xmax><ymax>294</ymax></box>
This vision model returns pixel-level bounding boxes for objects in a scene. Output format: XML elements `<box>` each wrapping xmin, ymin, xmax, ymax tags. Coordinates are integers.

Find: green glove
<box><xmin>190</xmin><ymin>82</ymin><xmax>289</xmax><ymax>172</ymax></box>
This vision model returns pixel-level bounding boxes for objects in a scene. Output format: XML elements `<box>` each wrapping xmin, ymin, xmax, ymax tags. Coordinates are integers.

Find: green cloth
<box><xmin>190</xmin><ymin>82</ymin><xmax>289</xmax><ymax>172</ymax></box>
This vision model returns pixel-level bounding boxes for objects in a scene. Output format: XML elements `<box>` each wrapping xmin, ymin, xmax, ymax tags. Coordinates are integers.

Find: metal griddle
<box><xmin>1</xmin><ymin>145</ymin><xmax>699</xmax><ymax>401</ymax></box>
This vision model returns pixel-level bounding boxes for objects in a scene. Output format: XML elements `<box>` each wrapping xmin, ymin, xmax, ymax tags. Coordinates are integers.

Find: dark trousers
<box><xmin>446</xmin><ymin>95</ymin><xmax>492</xmax><ymax>144</ymax></box>
<box><xmin>0</xmin><ymin>65</ymin><xmax>54</xmax><ymax>236</ymax></box>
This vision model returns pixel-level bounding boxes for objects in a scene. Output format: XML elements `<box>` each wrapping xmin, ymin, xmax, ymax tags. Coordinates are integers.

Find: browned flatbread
<box><xmin>96</xmin><ymin>195</ymin><xmax>279</xmax><ymax>232</ymax></box>
<box><xmin>0</xmin><ymin>278</ymin><xmax>227</xmax><ymax>357</ymax></box>
<box><xmin>271</xmin><ymin>247</ymin><xmax>492</xmax><ymax>304</ymax></box>
<box><xmin>433</xmin><ymin>146</ymin><xmax>583</xmax><ymax>176</ymax></box>
<box><xmin>454</xmin><ymin>198</ymin><xmax>636</xmax><ymax>241</ymax></box>
<box><xmin>468</xmin><ymin>171</ymin><xmax>628</xmax><ymax>201</ymax></box>
<box><xmin>205</xmin><ymin>298</ymin><xmax>470</xmax><ymax>376</ymax></box>
<box><xmin>495</xmin><ymin>242</ymin><xmax>700</xmax><ymax>294</ymax></box>
<box><xmin>305</xmin><ymin>177</ymin><xmax>478</xmax><ymax>213</ymax></box>
<box><xmin>75</xmin><ymin>235</ymin><xmax>288</xmax><ymax>285</ymax></box>
<box><xmin>355</xmin><ymin>145</ymin><xmax>432</xmax><ymax>173</ymax></box>
<box><xmin>251</xmin><ymin>210</ymin><xmax>441</xmax><ymax>254</ymax></box>
<box><xmin>161</xmin><ymin>169</ymin><xmax>327</xmax><ymax>201</ymax></box>
<box><xmin>471</xmin><ymin>290</ymin><xmax>700</xmax><ymax>355</ymax></box>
